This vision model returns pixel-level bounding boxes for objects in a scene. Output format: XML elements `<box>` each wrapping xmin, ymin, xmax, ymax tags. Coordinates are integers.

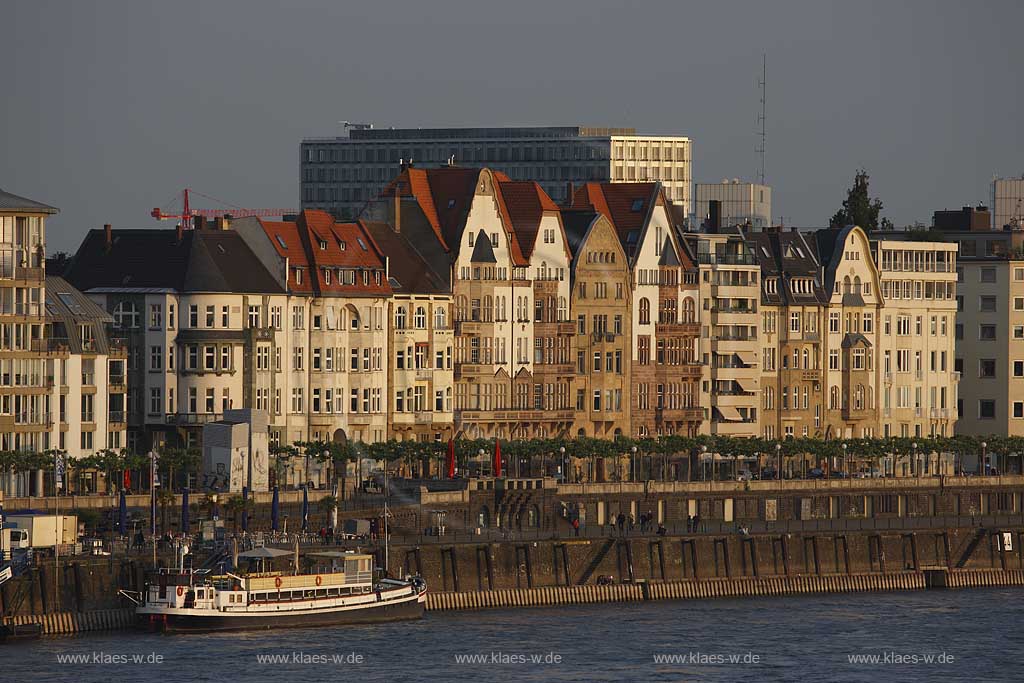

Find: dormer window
<box><xmin>447</xmin><ymin>199</ymin><xmax>456</xmax><ymax>209</ymax></box>
<box><xmin>631</xmin><ymin>199</ymin><xmax>643</xmax><ymax>212</ymax></box>
<box><xmin>324</xmin><ymin>268</ymin><xmax>331</xmax><ymax>285</ymax></box>
<box><xmin>295</xmin><ymin>268</ymin><xmax>303</xmax><ymax>285</ymax></box>
<box><xmin>318</xmin><ymin>239</ymin><xmax>327</xmax><ymax>250</ymax></box>
<box><xmin>338</xmin><ymin>239</ymin><xmax>346</xmax><ymax>251</ymax></box>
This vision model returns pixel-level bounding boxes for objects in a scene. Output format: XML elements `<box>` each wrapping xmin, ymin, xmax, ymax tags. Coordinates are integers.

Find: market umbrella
<box><xmin>181</xmin><ymin>488</ymin><xmax>190</xmax><ymax>534</ymax></box>
<box><xmin>271</xmin><ymin>486</ymin><xmax>280</xmax><ymax>532</ymax></box>
<box><xmin>446</xmin><ymin>438</ymin><xmax>456</xmax><ymax>479</ymax></box>
<box><xmin>301</xmin><ymin>485</ymin><xmax>309</xmax><ymax>532</ymax></box>
<box><xmin>241</xmin><ymin>486</ymin><xmax>249</xmax><ymax>532</ymax></box>
<box><xmin>493</xmin><ymin>440</ymin><xmax>503</xmax><ymax>478</ymax></box>
<box><xmin>118</xmin><ymin>489</ymin><xmax>128</xmax><ymax>537</ymax></box>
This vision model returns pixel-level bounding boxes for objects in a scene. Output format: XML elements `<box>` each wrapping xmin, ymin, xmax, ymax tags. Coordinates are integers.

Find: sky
<box><xmin>3</xmin><ymin>0</ymin><xmax>1022</xmax><ymax>252</ymax></box>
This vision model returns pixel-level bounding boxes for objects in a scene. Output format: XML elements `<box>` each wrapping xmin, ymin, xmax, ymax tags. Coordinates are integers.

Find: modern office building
<box><xmin>301</xmin><ymin>126</ymin><xmax>692</xmax><ymax>220</ymax></box>
<box><xmin>992</xmin><ymin>177</ymin><xmax>1024</xmax><ymax>231</ymax></box>
<box><xmin>694</xmin><ymin>180</ymin><xmax>772</xmax><ymax>230</ymax></box>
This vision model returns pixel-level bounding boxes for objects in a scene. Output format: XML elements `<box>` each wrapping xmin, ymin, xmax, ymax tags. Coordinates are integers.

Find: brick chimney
<box><xmin>393</xmin><ymin>183</ymin><xmax>403</xmax><ymax>234</ymax></box>
<box><xmin>104</xmin><ymin>224</ymin><xmax>112</xmax><ymax>252</ymax></box>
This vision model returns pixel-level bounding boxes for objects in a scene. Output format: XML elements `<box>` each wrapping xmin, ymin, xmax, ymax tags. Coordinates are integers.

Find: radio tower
<box><xmin>757</xmin><ymin>54</ymin><xmax>767</xmax><ymax>186</ymax></box>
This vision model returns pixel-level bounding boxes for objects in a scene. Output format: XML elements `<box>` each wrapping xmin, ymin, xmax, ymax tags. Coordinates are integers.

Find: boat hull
<box><xmin>139</xmin><ymin>593</ymin><xmax>424</xmax><ymax>633</ymax></box>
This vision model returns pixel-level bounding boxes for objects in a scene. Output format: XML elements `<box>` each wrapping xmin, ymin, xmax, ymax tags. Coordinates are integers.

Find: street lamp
<box><xmin>776</xmin><ymin>443</ymin><xmax>783</xmax><ymax>487</ymax></box>
<box><xmin>912</xmin><ymin>442</ymin><xmax>918</xmax><ymax>478</ymax></box>
<box><xmin>841</xmin><ymin>443</ymin><xmax>847</xmax><ymax>480</ymax></box>
<box><xmin>980</xmin><ymin>441</ymin><xmax>987</xmax><ymax>477</ymax></box>
<box><xmin>701</xmin><ymin>445</ymin><xmax>708</xmax><ymax>481</ymax></box>
<box><xmin>479</xmin><ymin>449</ymin><xmax>486</xmax><ymax>478</ymax></box>
<box><xmin>559</xmin><ymin>446</ymin><xmax>567</xmax><ymax>483</ymax></box>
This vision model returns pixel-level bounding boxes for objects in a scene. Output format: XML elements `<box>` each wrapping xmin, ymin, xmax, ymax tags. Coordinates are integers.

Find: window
<box><xmin>149</xmin><ymin>304</ymin><xmax>162</xmax><ymax>330</ymax></box>
<box><xmin>829</xmin><ymin>312</ymin><xmax>840</xmax><ymax>334</ymax></box>
<box><xmin>979</xmin><ymin>400</ymin><xmax>996</xmax><ymax>419</ymax></box>
<box><xmin>414</xmin><ymin>307</ymin><xmax>426</xmax><ymax>329</ymax></box>
<box><xmin>980</xmin><ymin>324</ymin><xmax>997</xmax><ymax>341</ymax></box>
<box><xmin>113</xmin><ymin>301</ymin><xmax>140</xmax><ymax>329</ymax></box>
<box><xmin>248</xmin><ymin>305</ymin><xmax>260</xmax><ymax>328</ymax></box>
<box><xmin>205</xmin><ymin>305</ymin><xmax>215</xmax><ymax>327</ymax></box>
<box><xmin>639</xmin><ymin>298</ymin><xmax>650</xmax><ymax>325</ymax></box>
<box><xmin>1015</xmin><ymin>298</ymin><xmax>1024</xmax><ymax>311</ymax></box>
<box><xmin>149</xmin><ymin>346</ymin><xmax>162</xmax><ymax>371</ymax></box>
<box><xmin>1015</xmin><ymin>361</ymin><xmax>1024</xmax><ymax>378</ymax></box>
<box><xmin>980</xmin><ymin>268</ymin><xmax>996</xmax><ymax>283</ymax></box>
<box><xmin>980</xmin><ymin>296</ymin><xmax>997</xmax><ymax>312</ymax></box>
<box><xmin>979</xmin><ymin>359</ymin><xmax>997</xmax><ymax>378</ymax></box>
<box><xmin>188</xmin><ymin>305</ymin><xmax>198</xmax><ymax>327</ymax></box>
<box><xmin>1015</xmin><ymin>402</ymin><xmax>1024</xmax><ymax>419</ymax></box>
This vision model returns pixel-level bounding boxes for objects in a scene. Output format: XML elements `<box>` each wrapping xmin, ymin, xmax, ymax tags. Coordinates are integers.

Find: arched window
<box><xmin>802</xmin><ymin>348</ymin><xmax>809</xmax><ymax>369</ymax></box>
<box><xmin>414</xmin><ymin>306</ymin><xmax>426</xmax><ymax>329</ymax></box>
<box><xmin>395</xmin><ymin>306</ymin><xmax>407</xmax><ymax>329</ymax></box>
<box><xmin>113</xmin><ymin>301</ymin><xmax>139</xmax><ymax>329</ymax></box>
<box><xmin>434</xmin><ymin>306</ymin><xmax>447</xmax><ymax>330</ymax></box>
<box><xmin>830</xmin><ymin>386</ymin><xmax>840</xmax><ymax>410</ymax></box>
<box><xmin>455</xmin><ymin>296</ymin><xmax>468</xmax><ymax>320</ymax></box>
<box><xmin>843</xmin><ymin>276</ymin><xmax>852</xmax><ymax>294</ymax></box>
<box><xmin>854</xmin><ymin>275</ymin><xmax>862</xmax><ymax>294</ymax></box>
<box><xmin>639</xmin><ymin>298</ymin><xmax>650</xmax><ymax>325</ymax></box>
<box><xmin>683</xmin><ymin>298</ymin><xmax>696</xmax><ymax>323</ymax></box>
<box><xmin>558</xmin><ymin>296</ymin><xmax>567</xmax><ymax>321</ymax></box>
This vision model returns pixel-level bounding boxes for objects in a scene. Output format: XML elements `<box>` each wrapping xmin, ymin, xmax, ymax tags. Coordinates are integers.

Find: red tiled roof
<box><xmin>495</xmin><ymin>180</ymin><xmax>569</xmax><ymax>262</ymax></box>
<box><xmin>571</xmin><ymin>182</ymin><xmax>658</xmax><ymax>239</ymax></box>
<box><xmin>259</xmin><ymin>210</ymin><xmax>391</xmax><ymax>296</ymax></box>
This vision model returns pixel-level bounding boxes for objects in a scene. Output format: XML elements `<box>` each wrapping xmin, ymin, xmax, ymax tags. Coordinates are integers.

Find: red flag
<box><xmin>123</xmin><ymin>469</ymin><xmax>131</xmax><ymax>490</ymax></box>
<box><xmin>493</xmin><ymin>440</ymin><xmax>502</xmax><ymax>478</ymax></box>
<box><xmin>446</xmin><ymin>438</ymin><xmax>456</xmax><ymax>479</ymax></box>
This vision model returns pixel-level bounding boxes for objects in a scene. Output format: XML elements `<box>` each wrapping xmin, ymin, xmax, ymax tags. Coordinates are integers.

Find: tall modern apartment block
<box><xmin>301</xmin><ymin>126</ymin><xmax>692</xmax><ymax>220</ymax></box>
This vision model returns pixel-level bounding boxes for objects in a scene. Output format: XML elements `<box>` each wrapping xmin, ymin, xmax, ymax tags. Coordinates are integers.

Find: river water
<box><xmin>6</xmin><ymin>588</ymin><xmax>1021</xmax><ymax>682</ymax></box>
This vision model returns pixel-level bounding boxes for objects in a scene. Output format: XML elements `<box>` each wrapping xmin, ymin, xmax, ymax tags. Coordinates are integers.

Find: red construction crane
<box><xmin>150</xmin><ymin>188</ymin><xmax>296</xmax><ymax>223</ymax></box>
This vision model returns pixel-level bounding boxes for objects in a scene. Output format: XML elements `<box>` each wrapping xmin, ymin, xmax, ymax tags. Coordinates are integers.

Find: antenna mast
<box><xmin>757</xmin><ymin>54</ymin><xmax>766</xmax><ymax>186</ymax></box>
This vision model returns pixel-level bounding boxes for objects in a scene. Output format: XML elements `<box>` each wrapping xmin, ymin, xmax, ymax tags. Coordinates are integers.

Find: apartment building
<box><xmin>301</xmin><ymin>126</ymin><xmax>692</xmax><ymax>219</ymax></box>
<box><xmin>43</xmin><ymin>276</ymin><xmax>128</xmax><ymax>463</ymax></box>
<box><xmin>0</xmin><ymin>190</ymin><xmax>55</xmax><ymax>465</ymax></box>
<box><xmin>682</xmin><ymin>230</ymin><xmax>760</xmax><ymax>436</ymax></box>
<box><xmin>873</xmin><ymin>238</ymin><xmax>958</xmax><ymax>438</ymax></box>
<box><xmin>562</xmin><ymin>209</ymin><xmax>632</xmax><ymax>438</ymax></box>
<box><xmin>237</xmin><ymin>211</ymin><xmax>392</xmax><ymax>445</ymax></box>
<box><xmin>65</xmin><ymin>222</ymin><xmax>292</xmax><ymax>452</ymax></box>
<box><xmin>572</xmin><ymin>183</ymin><xmax>703</xmax><ymax>437</ymax></box>
<box><xmin>925</xmin><ymin>215</ymin><xmax>1022</xmax><ymax>436</ymax></box>
<box><xmin>750</xmin><ymin>230</ymin><xmax>827</xmax><ymax>440</ymax></box>
<box><xmin>361</xmin><ymin>219</ymin><xmax>454</xmax><ymax>442</ymax></box>
<box><xmin>369</xmin><ymin>166</ymin><xmax>575</xmax><ymax>439</ymax></box>
<box><xmin>807</xmin><ymin>225</ymin><xmax>882</xmax><ymax>439</ymax></box>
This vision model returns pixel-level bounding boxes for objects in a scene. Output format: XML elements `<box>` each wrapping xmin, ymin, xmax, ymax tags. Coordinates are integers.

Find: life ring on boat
<box><xmin>315</xmin><ymin>575</ymin><xmax>322</xmax><ymax>586</ymax></box>
<box><xmin>274</xmin><ymin>577</ymin><xmax>282</xmax><ymax>589</ymax></box>
<box><xmin>176</xmin><ymin>586</ymin><xmax>184</xmax><ymax>597</ymax></box>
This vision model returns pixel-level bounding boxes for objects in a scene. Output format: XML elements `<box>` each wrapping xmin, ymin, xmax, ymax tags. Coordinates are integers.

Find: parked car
<box><xmin>807</xmin><ymin>468</ymin><xmax>825</xmax><ymax>479</ymax></box>
<box><xmin>736</xmin><ymin>469</ymin><xmax>754</xmax><ymax>482</ymax></box>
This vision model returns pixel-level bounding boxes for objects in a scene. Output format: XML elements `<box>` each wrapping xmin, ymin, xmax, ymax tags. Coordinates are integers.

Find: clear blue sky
<box><xmin>3</xmin><ymin>0</ymin><xmax>1022</xmax><ymax>251</ymax></box>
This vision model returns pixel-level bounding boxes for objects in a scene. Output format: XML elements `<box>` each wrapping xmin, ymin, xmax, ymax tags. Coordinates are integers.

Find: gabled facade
<box><xmin>573</xmin><ymin>182</ymin><xmax>702</xmax><ymax>437</ymax></box>
<box><xmin>563</xmin><ymin>210</ymin><xmax>631</xmax><ymax>438</ymax></box>
<box><xmin>748</xmin><ymin>230</ymin><xmax>828</xmax><ymax>440</ymax></box>
<box><xmin>371</xmin><ymin>167</ymin><xmax>575</xmax><ymax>440</ymax></box>
<box><xmin>811</xmin><ymin>225</ymin><xmax>883</xmax><ymax>439</ymax></box>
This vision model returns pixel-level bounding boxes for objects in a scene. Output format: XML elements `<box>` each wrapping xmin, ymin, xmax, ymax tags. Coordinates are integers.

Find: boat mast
<box><xmin>383</xmin><ymin>458</ymin><xmax>389</xmax><ymax>577</ymax></box>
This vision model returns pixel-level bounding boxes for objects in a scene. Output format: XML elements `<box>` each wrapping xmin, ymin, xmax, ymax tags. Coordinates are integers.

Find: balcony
<box><xmin>656</xmin><ymin>321</ymin><xmax>700</xmax><ymax>336</ymax></box>
<box><xmin>696</xmin><ymin>252</ymin><xmax>757</xmax><ymax>266</ymax></box>
<box><xmin>415</xmin><ymin>368</ymin><xmax>435</xmax><ymax>381</ymax></box>
<box><xmin>655</xmin><ymin>406</ymin><xmax>703</xmax><ymax>422</ymax></box>
<box><xmin>109</xmin><ymin>374</ymin><xmax>126</xmax><ymax>387</ymax></box>
<box><xmin>81</xmin><ymin>373</ymin><xmax>95</xmax><ymax>386</ymax></box>
<box><xmin>930</xmin><ymin>408</ymin><xmax>952</xmax><ymax>419</ymax></box>
<box><xmin>81</xmin><ymin>411</ymin><xmax>95</xmax><ymax>423</ymax></box>
<box><xmin>799</xmin><ymin>369</ymin><xmax>822</xmax><ymax>383</ymax></box>
<box><xmin>590</xmin><ymin>331</ymin><xmax>617</xmax><ymax>343</ymax></box>
<box><xmin>414</xmin><ymin>411</ymin><xmax>435</xmax><ymax>424</ymax></box>
<box><xmin>454</xmin><ymin>320</ymin><xmax>485</xmax><ymax>335</ymax></box>
<box><xmin>165</xmin><ymin>412</ymin><xmax>223</xmax><ymax>425</ymax></box>
<box><xmin>841</xmin><ymin>407</ymin><xmax>872</xmax><ymax>422</ymax></box>
<box><xmin>109</xmin><ymin>410</ymin><xmax>126</xmax><ymax>424</ymax></box>
<box><xmin>679</xmin><ymin>362</ymin><xmax>704</xmax><ymax>378</ymax></box>
<box><xmin>535</xmin><ymin>362</ymin><xmax>575</xmax><ymax>376</ymax></box>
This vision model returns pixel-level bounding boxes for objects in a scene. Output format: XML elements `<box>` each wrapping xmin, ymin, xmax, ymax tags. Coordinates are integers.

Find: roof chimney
<box><xmin>104</xmin><ymin>224</ymin><xmax>112</xmax><ymax>251</ymax></box>
<box><xmin>565</xmin><ymin>181</ymin><xmax>575</xmax><ymax>204</ymax></box>
<box><xmin>393</xmin><ymin>185</ymin><xmax>402</xmax><ymax>234</ymax></box>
